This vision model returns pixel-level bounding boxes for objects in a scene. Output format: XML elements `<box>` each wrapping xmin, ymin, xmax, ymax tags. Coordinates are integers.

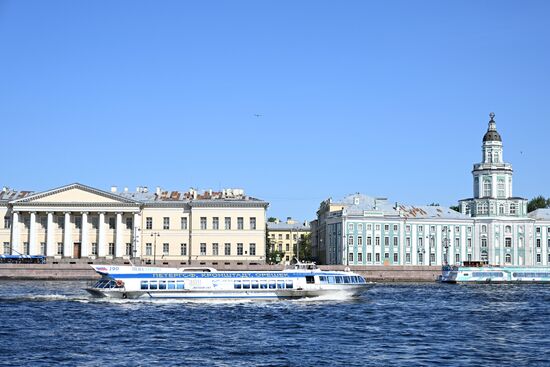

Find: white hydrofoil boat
<box><xmin>85</xmin><ymin>263</ymin><xmax>369</xmax><ymax>300</ymax></box>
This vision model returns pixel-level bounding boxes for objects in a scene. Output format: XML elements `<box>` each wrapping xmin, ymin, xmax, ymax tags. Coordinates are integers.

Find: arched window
<box><xmin>505</xmin><ymin>254</ymin><xmax>512</xmax><ymax>264</ymax></box>
<box><xmin>481</xmin><ymin>250</ymin><xmax>488</xmax><ymax>262</ymax></box>
<box><xmin>481</xmin><ymin>225</ymin><xmax>487</xmax><ymax>233</ymax></box>
<box><xmin>483</xmin><ymin>178</ymin><xmax>492</xmax><ymax>197</ymax></box>
<box><xmin>499</xmin><ymin>204</ymin><xmax>505</xmax><ymax>215</ymax></box>
<box><xmin>505</xmin><ymin>225</ymin><xmax>512</xmax><ymax>234</ymax></box>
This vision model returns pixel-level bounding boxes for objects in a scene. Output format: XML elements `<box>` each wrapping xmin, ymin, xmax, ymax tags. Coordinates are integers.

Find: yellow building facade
<box><xmin>267</xmin><ymin>218</ymin><xmax>310</xmax><ymax>263</ymax></box>
<box><xmin>0</xmin><ymin>183</ymin><xmax>268</xmax><ymax>265</ymax></box>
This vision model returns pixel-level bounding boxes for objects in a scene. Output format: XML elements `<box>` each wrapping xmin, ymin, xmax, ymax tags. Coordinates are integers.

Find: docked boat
<box><xmin>440</xmin><ymin>261</ymin><xmax>550</xmax><ymax>283</ymax></box>
<box><xmin>85</xmin><ymin>263</ymin><xmax>369</xmax><ymax>300</ymax></box>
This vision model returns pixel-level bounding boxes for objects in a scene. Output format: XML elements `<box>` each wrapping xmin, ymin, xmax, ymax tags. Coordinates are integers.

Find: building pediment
<box><xmin>10</xmin><ymin>183</ymin><xmax>139</xmax><ymax>206</ymax></box>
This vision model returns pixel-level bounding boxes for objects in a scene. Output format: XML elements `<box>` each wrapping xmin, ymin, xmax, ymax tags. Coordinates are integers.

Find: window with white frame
<box><xmin>384</xmin><ymin>237</ymin><xmax>389</xmax><ymax>246</ymax></box>
<box><xmin>455</xmin><ymin>238</ymin><xmax>460</xmax><ymax>247</ymax></box>
<box><xmin>384</xmin><ymin>224</ymin><xmax>389</xmax><ymax>231</ymax></box>
<box><xmin>57</xmin><ymin>242</ymin><xmax>63</xmax><ymax>255</ymax></box>
<box><xmin>126</xmin><ymin>217</ymin><xmax>133</xmax><ymax>230</ymax></box>
<box><xmin>3</xmin><ymin>217</ymin><xmax>10</xmax><ymax>229</ymax></box>
<box><xmin>348</xmin><ymin>223</ymin><xmax>354</xmax><ymax>231</ymax></box>
<box><xmin>249</xmin><ymin>243</ymin><xmax>256</xmax><ymax>256</ymax></box>
<box><xmin>125</xmin><ymin>243</ymin><xmax>132</xmax><ymax>256</ymax></box>
<box><xmin>536</xmin><ymin>253</ymin><xmax>541</xmax><ymax>263</ymax></box>
<box><xmin>163</xmin><ymin>243</ymin><xmax>169</xmax><ymax>255</ymax></box>
<box><xmin>505</xmin><ymin>254</ymin><xmax>512</xmax><ymax>263</ymax></box>
<box><xmin>225</xmin><ymin>217</ymin><xmax>231</xmax><ymax>230</ymax></box>
<box><xmin>367</xmin><ymin>253</ymin><xmax>372</xmax><ymax>262</ymax></box>
<box><xmin>375</xmin><ymin>253</ymin><xmax>380</xmax><ymax>262</ymax></box>
<box><xmin>3</xmin><ymin>242</ymin><xmax>11</xmax><ymax>254</ymax></box>
<box><xmin>212</xmin><ymin>243</ymin><xmax>218</xmax><ymax>256</ymax></box>
<box><xmin>91</xmin><ymin>242</ymin><xmax>97</xmax><ymax>255</ymax></box>
<box><xmin>224</xmin><ymin>243</ymin><xmax>231</xmax><ymax>255</ymax></box>
<box><xmin>348</xmin><ymin>236</ymin><xmax>353</xmax><ymax>246</ymax></box>
<box><xmin>181</xmin><ymin>217</ymin><xmax>188</xmax><ymax>230</ymax></box>
<box><xmin>536</xmin><ymin>239</ymin><xmax>541</xmax><ymax>248</ymax></box>
<box><xmin>455</xmin><ymin>253</ymin><xmax>460</xmax><ymax>263</ymax></box>
<box><xmin>497</xmin><ymin>178</ymin><xmax>505</xmax><ymax>198</ymax></box>
<box><xmin>163</xmin><ymin>217</ymin><xmax>170</xmax><ymax>230</ymax></box>
<box><xmin>406</xmin><ymin>237</ymin><xmax>411</xmax><ymax>247</ymax></box>
<box><xmin>358</xmin><ymin>223</ymin><xmax>363</xmax><ymax>231</ymax></box>
<box><xmin>481</xmin><ymin>238</ymin><xmax>487</xmax><ymax>248</ymax></box>
<box><xmin>237</xmin><ymin>243</ymin><xmax>243</xmax><ymax>255</ymax></box>
<box><xmin>200</xmin><ymin>243</ymin><xmax>206</xmax><ymax>256</ymax></box>
<box><xmin>146</xmin><ymin>217</ymin><xmax>152</xmax><ymax>230</ymax></box>
<box><xmin>483</xmin><ymin>178</ymin><xmax>492</xmax><ymax>197</ymax></box>
<box><xmin>200</xmin><ymin>217</ymin><xmax>207</xmax><ymax>230</ymax></box>
<box><xmin>375</xmin><ymin>237</ymin><xmax>380</xmax><ymax>246</ymax></box>
<box><xmin>357</xmin><ymin>252</ymin><xmax>363</xmax><ymax>262</ymax></box>
<box><xmin>180</xmin><ymin>243</ymin><xmax>187</xmax><ymax>256</ymax></box>
<box><xmin>349</xmin><ymin>252</ymin><xmax>354</xmax><ymax>262</ymax></box>
<box><xmin>393</xmin><ymin>237</ymin><xmax>398</xmax><ymax>247</ymax></box>
<box><xmin>146</xmin><ymin>243</ymin><xmax>152</xmax><ymax>256</ymax></box>
<box><xmin>367</xmin><ymin>236</ymin><xmax>372</xmax><ymax>246</ymax></box>
<box><xmin>237</xmin><ymin>217</ymin><xmax>244</xmax><ymax>230</ymax></box>
<box><xmin>375</xmin><ymin>224</ymin><xmax>380</xmax><ymax>231</ymax></box>
<box><xmin>357</xmin><ymin>236</ymin><xmax>363</xmax><ymax>246</ymax></box>
<box><xmin>405</xmin><ymin>253</ymin><xmax>411</xmax><ymax>263</ymax></box>
<box><xmin>393</xmin><ymin>253</ymin><xmax>398</xmax><ymax>263</ymax></box>
<box><xmin>108</xmin><ymin>243</ymin><xmax>115</xmax><ymax>256</ymax></box>
<box><xmin>393</xmin><ymin>224</ymin><xmax>398</xmax><ymax>231</ymax></box>
<box><xmin>505</xmin><ymin>238</ymin><xmax>512</xmax><ymax>248</ymax></box>
<box><xmin>250</xmin><ymin>217</ymin><xmax>256</xmax><ymax>230</ymax></box>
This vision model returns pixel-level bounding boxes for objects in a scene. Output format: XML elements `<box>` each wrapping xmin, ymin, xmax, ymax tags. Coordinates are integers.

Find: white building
<box><xmin>312</xmin><ymin>113</ymin><xmax>550</xmax><ymax>266</ymax></box>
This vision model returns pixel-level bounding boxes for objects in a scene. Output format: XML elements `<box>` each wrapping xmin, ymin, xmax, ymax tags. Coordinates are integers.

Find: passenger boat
<box><xmin>85</xmin><ymin>263</ymin><xmax>369</xmax><ymax>300</ymax></box>
<box><xmin>440</xmin><ymin>261</ymin><xmax>550</xmax><ymax>283</ymax></box>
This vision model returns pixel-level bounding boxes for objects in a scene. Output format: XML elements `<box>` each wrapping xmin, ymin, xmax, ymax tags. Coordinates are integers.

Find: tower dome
<box><xmin>483</xmin><ymin>112</ymin><xmax>502</xmax><ymax>142</ymax></box>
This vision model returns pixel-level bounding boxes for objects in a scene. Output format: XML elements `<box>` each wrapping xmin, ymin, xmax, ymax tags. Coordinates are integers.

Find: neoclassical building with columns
<box><xmin>0</xmin><ymin>184</ymin><xmax>268</xmax><ymax>264</ymax></box>
<box><xmin>311</xmin><ymin>113</ymin><xmax>550</xmax><ymax>267</ymax></box>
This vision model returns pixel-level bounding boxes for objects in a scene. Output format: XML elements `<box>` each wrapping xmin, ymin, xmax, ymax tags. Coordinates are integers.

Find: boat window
<box><xmin>251</xmin><ymin>280</ymin><xmax>259</xmax><ymax>289</ymax></box>
<box><xmin>335</xmin><ymin>276</ymin><xmax>343</xmax><ymax>284</ymax></box>
<box><xmin>260</xmin><ymin>281</ymin><xmax>267</xmax><ymax>289</ymax></box>
<box><xmin>243</xmin><ymin>281</ymin><xmax>251</xmax><ymax>289</ymax></box>
<box><xmin>344</xmin><ymin>276</ymin><xmax>351</xmax><ymax>284</ymax></box>
<box><xmin>269</xmin><ymin>281</ymin><xmax>276</xmax><ymax>289</ymax></box>
<box><xmin>319</xmin><ymin>276</ymin><xmax>327</xmax><ymax>283</ymax></box>
<box><xmin>328</xmin><ymin>276</ymin><xmax>335</xmax><ymax>284</ymax></box>
<box><xmin>150</xmin><ymin>281</ymin><xmax>158</xmax><ymax>290</ymax></box>
<box><xmin>350</xmin><ymin>276</ymin><xmax>357</xmax><ymax>284</ymax></box>
<box><xmin>285</xmin><ymin>280</ymin><xmax>293</xmax><ymax>289</ymax></box>
<box><xmin>168</xmin><ymin>280</ymin><xmax>175</xmax><ymax>290</ymax></box>
<box><xmin>159</xmin><ymin>281</ymin><xmax>167</xmax><ymax>290</ymax></box>
<box><xmin>176</xmin><ymin>280</ymin><xmax>185</xmax><ymax>290</ymax></box>
<box><xmin>277</xmin><ymin>280</ymin><xmax>285</xmax><ymax>289</ymax></box>
<box><xmin>305</xmin><ymin>276</ymin><xmax>315</xmax><ymax>284</ymax></box>
<box><xmin>234</xmin><ymin>281</ymin><xmax>242</xmax><ymax>289</ymax></box>
<box><xmin>140</xmin><ymin>281</ymin><xmax>148</xmax><ymax>290</ymax></box>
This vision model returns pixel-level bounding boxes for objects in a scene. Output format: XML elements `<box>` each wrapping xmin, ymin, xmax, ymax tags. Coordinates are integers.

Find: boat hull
<box><xmin>441</xmin><ymin>265</ymin><xmax>550</xmax><ymax>283</ymax></box>
<box><xmin>85</xmin><ymin>286</ymin><xmax>366</xmax><ymax>300</ymax></box>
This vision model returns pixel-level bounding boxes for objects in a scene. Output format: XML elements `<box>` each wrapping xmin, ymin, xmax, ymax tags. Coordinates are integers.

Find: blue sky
<box><xmin>1</xmin><ymin>0</ymin><xmax>549</xmax><ymax>220</ymax></box>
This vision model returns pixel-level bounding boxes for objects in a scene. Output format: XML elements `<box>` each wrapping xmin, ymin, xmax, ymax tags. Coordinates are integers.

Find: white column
<box><xmin>115</xmin><ymin>212</ymin><xmax>123</xmax><ymax>258</ymax></box>
<box><xmin>81</xmin><ymin>212</ymin><xmax>89</xmax><ymax>258</ymax></box>
<box><xmin>46</xmin><ymin>212</ymin><xmax>54</xmax><ymax>257</ymax></box>
<box><xmin>29</xmin><ymin>212</ymin><xmax>37</xmax><ymax>255</ymax></box>
<box><xmin>98</xmin><ymin>212</ymin><xmax>106</xmax><ymax>257</ymax></box>
<box><xmin>10</xmin><ymin>211</ymin><xmax>20</xmax><ymax>255</ymax></box>
<box><xmin>133</xmin><ymin>212</ymin><xmax>141</xmax><ymax>259</ymax></box>
<box><xmin>63</xmin><ymin>212</ymin><xmax>72</xmax><ymax>258</ymax></box>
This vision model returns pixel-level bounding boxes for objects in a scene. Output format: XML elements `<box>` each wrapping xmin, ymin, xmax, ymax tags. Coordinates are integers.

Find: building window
<box><xmin>418</xmin><ymin>226</ymin><xmax>423</xmax><ymax>233</ymax></box>
<box><xmin>405</xmin><ymin>253</ymin><xmax>411</xmax><ymax>263</ymax></box>
<box><xmin>348</xmin><ymin>235</ymin><xmax>353</xmax><ymax>246</ymax></box>
<box><xmin>455</xmin><ymin>238</ymin><xmax>460</xmax><ymax>247</ymax></box>
<box><xmin>23</xmin><ymin>242</ymin><xmax>29</xmax><ymax>255</ymax></box>
<box><xmin>181</xmin><ymin>217</ymin><xmax>188</xmax><ymax>230</ymax></box>
<box><xmin>505</xmin><ymin>238</ymin><xmax>512</xmax><ymax>248</ymax></box>
<box><xmin>237</xmin><ymin>243</ymin><xmax>243</xmax><ymax>256</ymax></box>
<box><xmin>108</xmin><ymin>217</ymin><xmax>115</xmax><ymax>230</ymax></box>
<box><xmin>455</xmin><ymin>253</ymin><xmax>460</xmax><ymax>263</ymax></box>
<box><xmin>163</xmin><ymin>217</ymin><xmax>170</xmax><ymax>230</ymax></box>
<box><xmin>418</xmin><ymin>252</ymin><xmax>424</xmax><ymax>264</ymax></box>
<box><xmin>3</xmin><ymin>217</ymin><xmax>10</xmax><ymax>229</ymax></box>
<box><xmin>406</xmin><ymin>237</ymin><xmax>411</xmax><ymax>247</ymax></box>
<box><xmin>536</xmin><ymin>239</ymin><xmax>541</xmax><ymax>248</ymax></box>
<box><xmin>180</xmin><ymin>243</ymin><xmax>187</xmax><ymax>256</ymax></box>
<box><xmin>430</xmin><ymin>226</ymin><xmax>436</xmax><ymax>233</ymax></box>
<box><xmin>375</xmin><ymin>237</ymin><xmax>380</xmax><ymax>246</ymax></box>
<box><xmin>91</xmin><ymin>216</ymin><xmax>99</xmax><ymax>229</ymax></box>
<box><xmin>505</xmin><ymin>225</ymin><xmax>512</xmax><ymax>234</ymax></box>
<box><xmin>375</xmin><ymin>224</ymin><xmax>380</xmax><ymax>231</ymax></box>
<box><xmin>357</xmin><ymin>223</ymin><xmax>363</xmax><ymax>231</ymax></box>
<box><xmin>384</xmin><ymin>237</ymin><xmax>389</xmax><ymax>246</ymax></box>
<box><xmin>499</xmin><ymin>204</ymin><xmax>505</xmax><ymax>215</ymax></box>
<box><xmin>200</xmin><ymin>217</ymin><xmax>207</xmax><ymax>230</ymax></box>
<box><xmin>200</xmin><ymin>243</ymin><xmax>206</xmax><ymax>256</ymax></box>
<box><xmin>57</xmin><ymin>242</ymin><xmax>63</xmax><ymax>255</ymax></box>
<box><xmin>367</xmin><ymin>253</ymin><xmax>372</xmax><ymax>263</ymax></box>
<box><xmin>467</xmin><ymin>253</ymin><xmax>472</xmax><ymax>261</ymax></box>
<box><xmin>536</xmin><ymin>227</ymin><xmax>541</xmax><ymax>234</ymax></box>
<box><xmin>467</xmin><ymin>238</ymin><xmax>472</xmax><ymax>248</ymax></box>
<box><xmin>505</xmin><ymin>254</ymin><xmax>512</xmax><ymax>264</ymax></box>
<box><xmin>237</xmin><ymin>217</ymin><xmax>244</xmax><ymax>230</ymax></box>
<box><xmin>393</xmin><ymin>224</ymin><xmax>398</xmax><ymax>231</ymax></box>
<box><xmin>249</xmin><ymin>243</ymin><xmax>256</xmax><ymax>256</ymax></box>
<box><xmin>510</xmin><ymin>203</ymin><xmax>517</xmax><ymax>215</ymax></box>
<box><xmin>108</xmin><ymin>243</ymin><xmax>115</xmax><ymax>256</ymax></box>
<box><xmin>146</xmin><ymin>243</ymin><xmax>152</xmax><ymax>256</ymax></box>
<box><xmin>367</xmin><ymin>224</ymin><xmax>372</xmax><ymax>230</ymax></box>
<box><xmin>162</xmin><ymin>243</ymin><xmax>169</xmax><ymax>255</ymax></box>
<box><xmin>126</xmin><ymin>217</ymin><xmax>133</xmax><ymax>230</ymax></box>
<box><xmin>418</xmin><ymin>237</ymin><xmax>423</xmax><ymax>247</ymax></box>
<box><xmin>39</xmin><ymin>242</ymin><xmax>46</xmax><ymax>255</ymax></box>
<box><xmin>286</xmin><ymin>234</ymin><xmax>290</xmax><ymax>240</ymax></box>
<box><xmin>375</xmin><ymin>253</ymin><xmax>380</xmax><ymax>262</ymax></box>
<box><xmin>384</xmin><ymin>252</ymin><xmax>389</xmax><ymax>260</ymax></box>
<box><xmin>250</xmin><ymin>217</ymin><xmax>256</xmax><ymax>230</ymax></box>
<box><xmin>429</xmin><ymin>236</ymin><xmax>435</xmax><ymax>248</ymax></box>
<box><xmin>91</xmin><ymin>243</ymin><xmax>98</xmax><ymax>255</ymax></box>
<box><xmin>348</xmin><ymin>223</ymin><xmax>354</xmax><ymax>231</ymax></box>
<box><xmin>384</xmin><ymin>224</ymin><xmax>389</xmax><ymax>231</ymax></box>
<box><xmin>225</xmin><ymin>217</ymin><xmax>231</xmax><ymax>230</ymax></box>
<box><xmin>286</xmin><ymin>244</ymin><xmax>289</xmax><ymax>251</ymax></box>
<box><xmin>536</xmin><ymin>254</ymin><xmax>541</xmax><ymax>263</ymax></box>
<box><xmin>481</xmin><ymin>238</ymin><xmax>487</xmax><ymax>248</ymax></box>
<box><xmin>57</xmin><ymin>216</ymin><xmax>64</xmax><ymax>229</ymax></box>
<box><xmin>481</xmin><ymin>225</ymin><xmax>487</xmax><ymax>233</ymax></box>
<box><xmin>224</xmin><ymin>243</ymin><xmax>231</xmax><ymax>255</ymax></box>
<box><xmin>406</xmin><ymin>225</ymin><xmax>411</xmax><ymax>233</ymax></box>
<box><xmin>278</xmin><ymin>244</ymin><xmax>282</xmax><ymax>252</ymax></box>
<box><xmin>357</xmin><ymin>253</ymin><xmax>363</xmax><ymax>262</ymax></box>
<box><xmin>393</xmin><ymin>253</ymin><xmax>398</xmax><ymax>263</ymax></box>
<box><xmin>367</xmin><ymin>236</ymin><xmax>372</xmax><ymax>246</ymax></box>
<box><xmin>75</xmin><ymin>217</ymin><xmax>82</xmax><ymax>229</ymax></box>
<box><xmin>497</xmin><ymin>178</ymin><xmax>505</xmax><ymax>198</ymax></box>
<box><xmin>349</xmin><ymin>252</ymin><xmax>354</xmax><ymax>262</ymax></box>
<box><xmin>358</xmin><ymin>236</ymin><xmax>363</xmax><ymax>246</ymax></box>
<box><xmin>212</xmin><ymin>243</ymin><xmax>219</xmax><ymax>256</ymax></box>
<box><xmin>209</xmin><ymin>217</ymin><xmax>218</xmax><ymax>230</ymax></box>
<box><xmin>483</xmin><ymin>178</ymin><xmax>492</xmax><ymax>197</ymax></box>
<box><xmin>126</xmin><ymin>243</ymin><xmax>132</xmax><ymax>256</ymax></box>
<box><xmin>146</xmin><ymin>217</ymin><xmax>152</xmax><ymax>230</ymax></box>
<box><xmin>278</xmin><ymin>234</ymin><xmax>282</xmax><ymax>240</ymax></box>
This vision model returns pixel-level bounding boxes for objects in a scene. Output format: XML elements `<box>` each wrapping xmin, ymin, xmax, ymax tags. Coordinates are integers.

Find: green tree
<box><xmin>450</xmin><ymin>205</ymin><xmax>460</xmax><ymax>212</ymax></box>
<box><xmin>528</xmin><ymin>196</ymin><xmax>549</xmax><ymax>213</ymax></box>
<box><xmin>295</xmin><ymin>233</ymin><xmax>313</xmax><ymax>262</ymax></box>
<box><xmin>267</xmin><ymin>217</ymin><xmax>278</xmax><ymax>223</ymax></box>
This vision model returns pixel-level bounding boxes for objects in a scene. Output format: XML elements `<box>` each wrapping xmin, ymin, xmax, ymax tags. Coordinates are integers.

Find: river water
<box><xmin>0</xmin><ymin>281</ymin><xmax>549</xmax><ymax>366</ymax></box>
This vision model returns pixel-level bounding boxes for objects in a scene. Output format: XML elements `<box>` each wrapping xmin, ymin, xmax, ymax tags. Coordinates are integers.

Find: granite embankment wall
<box><xmin>0</xmin><ymin>262</ymin><xmax>440</xmax><ymax>282</ymax></box>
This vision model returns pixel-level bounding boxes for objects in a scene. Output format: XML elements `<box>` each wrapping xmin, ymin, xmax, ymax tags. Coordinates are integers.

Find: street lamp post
<box><xmin>151</xmin><ymin>232</ymin><xmax>159</xmax><ymax>265</ymax></box>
